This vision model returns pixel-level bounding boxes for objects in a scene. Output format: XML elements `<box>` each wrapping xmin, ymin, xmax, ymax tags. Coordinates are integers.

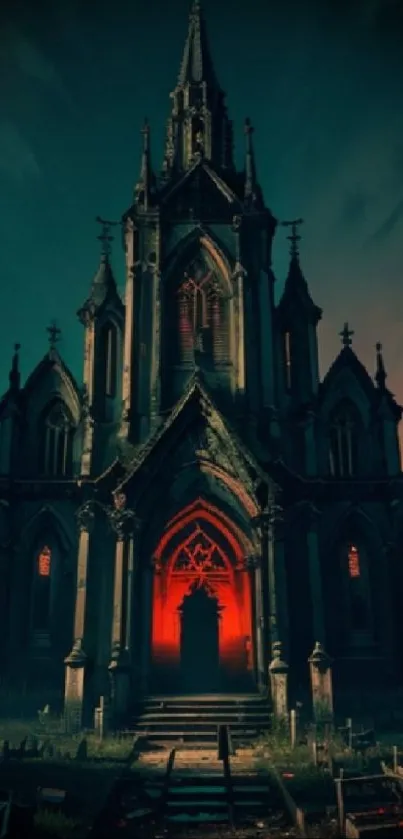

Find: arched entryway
<box><xmin>179</xmin><ymin>583</ymin><xmax>221</xmax><ymax>692</ymax></box>
<box><xmin>150</xmin><ymin>499</ymin><xmax>255</xmax><ymax>694</ymax></box>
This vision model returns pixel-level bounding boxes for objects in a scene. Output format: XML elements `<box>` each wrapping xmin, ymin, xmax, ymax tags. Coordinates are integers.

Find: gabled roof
<box><xmin>320</xmin><ymin>345</ymin><xmax>376</xmax><ymax>405</ymax></box>
<box><xmin>112</xmin><ymin>374</ymin><xmax>272</xmax><ymax>498</ymax></box>
<box><xmin>159</xmin><ymin>159</ymin><xmax>243</xmax><ymax>210</ymax></box>
<box><xmin>23</xmin><ymin>348</ymin><xmax>81</xmax><ymax>416</ymax></box>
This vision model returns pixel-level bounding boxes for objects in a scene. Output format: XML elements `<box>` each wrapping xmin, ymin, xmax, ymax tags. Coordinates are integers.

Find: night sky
<box><xmin>0</xmin><ymin>0</ymin><xmax>402</xmax><ymax>414</ymax></box>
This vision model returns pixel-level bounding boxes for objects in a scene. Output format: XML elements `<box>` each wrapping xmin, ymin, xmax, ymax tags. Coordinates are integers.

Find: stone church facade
<box><xmin>1</xmin><ymin>1</ymin><xmax>403</xmax><ymax>724</ymax></box>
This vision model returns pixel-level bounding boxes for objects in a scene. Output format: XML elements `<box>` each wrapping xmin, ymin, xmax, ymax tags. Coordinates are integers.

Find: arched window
<box><xmin>344</xmin><ymin>542</ymin><xmax>373</xmax><ymax>646</ymax></box>
<box><xmin>32</xmin><ymin>545</ymin><xmax>52</xmax><ymax>632</ymax></box>
<box><xmin>100</xmin><ymin>322</ymin><xmax>118</xmax><ymax>398</ymax></box>
<box><xmin>329</xmin><ymin>403</ymin><xmax>358</xmax><ymax>477</ymax></box>
<box><xmin>174</xmin><ymin>254</ymin><xmax>230</xmax><ymax>370</ymax></box>
<box><xmin>40</xmin><ymin>402</ymin><xmax>73</xmax><ymax>477</ymax></box>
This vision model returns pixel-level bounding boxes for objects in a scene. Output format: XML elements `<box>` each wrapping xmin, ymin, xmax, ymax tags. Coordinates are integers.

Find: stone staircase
<box><xmin>127</xmin><ymin>694</ymin><xmax>271</xmax><ymax>747</ymax></box>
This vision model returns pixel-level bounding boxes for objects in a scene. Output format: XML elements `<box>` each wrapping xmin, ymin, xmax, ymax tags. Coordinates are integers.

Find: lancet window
<box><xmin>174</xmin><ymin>255</ymin><xmax>230</xmax><ymax>368</ymax></box>
<box><xmin>329</xmin><ymin>403</ymin><xmax>358</xmax><ymax>477</ymax></box>
<box><xmin>40</xmin><ymin>402</ymin><xmax>74</xmax><ymax>477</ymax></box>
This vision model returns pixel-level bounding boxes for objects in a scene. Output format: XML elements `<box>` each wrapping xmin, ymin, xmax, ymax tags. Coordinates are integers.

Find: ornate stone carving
<box><xmin>107</xmin><ymin>494</ymin><xmax>140</xmax><ymax>540</ymax></box>
<box><xmin>76</xmin><ymin>502</ymin><xmax>95</xmax><ymax>534</ymax></box>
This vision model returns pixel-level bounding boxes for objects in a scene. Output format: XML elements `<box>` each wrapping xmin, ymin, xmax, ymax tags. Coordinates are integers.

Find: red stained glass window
<box><xmin>348</xmin><ymin>544</ymin><xmax>360</xmax><ymax>578</ymax></box>
<box><xmin>38</xmin><ymin>546</ymin><xmax>51</xmax><ymax>577</ymax></box>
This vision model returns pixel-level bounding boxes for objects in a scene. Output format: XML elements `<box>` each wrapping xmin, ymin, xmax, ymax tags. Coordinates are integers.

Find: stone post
<box><xmin>308</xmin><ymin>642</ymin><xmax>334</xmax><ymax>725</ymax></box>
<box><xmin>269</xmin><ymin>641</ymin><xmax>289</xmax><ymax>721</ymax></box>
<box><xmin>64</xmin><ymin>502</ymin><xmax>95</xmax><ymax>733</ymax></box>
<box><xmin>107</xmin><ymin>493</ymin><xmax>139</xmax><ymax>727</ymax></box>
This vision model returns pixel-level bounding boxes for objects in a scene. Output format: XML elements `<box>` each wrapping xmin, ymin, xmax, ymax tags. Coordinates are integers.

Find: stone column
<box><xmin>107</xmin><ymin>494</ymin><xmax>139</xmax><ymax>725</ymax></box>
<box><xmin>253</xmin><ymin>497</ymin><xmax>289</xmax><ymax>712</ymax></box>
<box><xmin>248</xmin><ymin>554</ymin><xmax>265</xmax><ymax>692</ymax></box>
<box><xmin>64</xmin><ymin>502</ymin><xmax>95</xmax><ymax>733</ymax></box>
<box><xmin>306</xmin><ymin>505</ymin><xmax>325</xmax><ymax>645</ymax></box>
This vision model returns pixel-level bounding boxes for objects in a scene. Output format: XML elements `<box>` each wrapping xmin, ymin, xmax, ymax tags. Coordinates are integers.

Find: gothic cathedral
<box><xmin>1</xmin><ymin>1</ymin><xmax>403</xmax><ymax>725</ymax></box>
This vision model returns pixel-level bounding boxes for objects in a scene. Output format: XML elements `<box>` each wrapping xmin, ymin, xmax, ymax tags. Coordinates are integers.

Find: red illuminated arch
<box><xmin>150</xmin><ymin>498</ymin><xmax>255</xmax><ymax>691</ymax></box>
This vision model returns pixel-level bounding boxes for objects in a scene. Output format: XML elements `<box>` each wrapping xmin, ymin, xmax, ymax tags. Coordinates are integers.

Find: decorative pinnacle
<box><xmin>47</xmin><ymin>320</ymin><xmax>61</xmax><ymax>349</ymax></box>
<box><xmin>9</xmin><ymin>343</ymin><xmax>21</xmax><ymax>390</ymax></box>
<box><xmin>95</xmin><ymin>216</ymin><xmax>119</xmax><ymax>258</ymax></box>
<box><xmin>340</xmin><ymin>322</ymin><xmax>354</xmax><ymax>348</ymax></box>
<box><xmin>375</xmin><ymin>341</ymin><xmax>387</xmax><ymax>389</ymax></box>
<box><xmin>281</xmin><ymin>218</ymin><xmax>304</xmax><ymax>259</ymax></box>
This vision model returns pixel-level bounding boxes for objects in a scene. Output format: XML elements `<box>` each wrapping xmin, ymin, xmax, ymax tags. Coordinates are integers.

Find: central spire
<box><xmin>161</xmin><ymin>0</ymin><xmax>233</xmax><ymax>178</ymax></box>
<box><xmin>178</xmin><ymin>0</ymin><xmax>218</xmax><ymax>88</ymax></box>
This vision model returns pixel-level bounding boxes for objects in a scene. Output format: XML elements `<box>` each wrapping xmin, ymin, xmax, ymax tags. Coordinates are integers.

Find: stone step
<box><xmin>132</xmin><ymin>720</ymin><xmax>265</xmax><ymax>733</ymax></box>
<box><xmin>129</xmin><ymin>728</ymin><xmax>260</xmax><ymax>741</ymax></box>
<box><xmin>136</xmin><ymin>709</ymin><xmax>270</xmax><ymax>718</ymax></box>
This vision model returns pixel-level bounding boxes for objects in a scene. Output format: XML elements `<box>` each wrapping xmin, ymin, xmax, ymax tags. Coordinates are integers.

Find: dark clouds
<box><xmin>0</xmin><ymin>0</ymin><xmax>402</xmax><ymax>419</ymax></box>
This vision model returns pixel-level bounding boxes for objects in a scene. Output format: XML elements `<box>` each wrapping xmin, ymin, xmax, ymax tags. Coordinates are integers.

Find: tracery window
<box><xmin>174</xmin><ymin>255</ymin><xmax>230</xmax><ymax>369</ymax></box>
<box><xmin>171</xmin><ymin>524</ymin><xmax>228</xmax><ymax>592</ymax></box>
<box><xmin>32</xmin><ymin>545</ymin><xmax>52</xmax><ymax>631</ymax></box>
<box><xmin>40</xmin><ymin>402</ymin><xmax>73</xmax><ymax>477</ymax></box>
<box><xmin>329</xmin><ymin>404</ymin><xmax>358</xmax><ymax>477</ymax></box>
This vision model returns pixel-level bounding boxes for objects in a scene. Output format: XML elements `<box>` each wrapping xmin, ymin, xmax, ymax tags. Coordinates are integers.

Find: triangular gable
<box><xmin>24</xmin><ymin>350</ymin><xmax>80</xmax><ymax>401</ymax></box>
<box><xmin>319</xmin><ymin>346</ymin><xmax>376</xmax><ymax>411</ymax></box>
<box><xmin>114</xmin><ymin>375</ymin><xmax>269</xmax><ymax>497</ymax></box>
<box><xmin>159</xmin><ymin>161</ymin><xmax>243</xmax><ymax>220</ymax></box>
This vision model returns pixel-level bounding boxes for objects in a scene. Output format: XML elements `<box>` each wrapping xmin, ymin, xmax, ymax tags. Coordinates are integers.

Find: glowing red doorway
<box><xmin>151</xmin><ymin>499</ymin><xmax>254</xmax><ymax>692</ymax></box>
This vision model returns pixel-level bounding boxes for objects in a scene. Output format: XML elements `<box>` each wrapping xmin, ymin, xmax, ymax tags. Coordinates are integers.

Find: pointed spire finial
<box><xmin>47</xmin><ymin>320</ymin><xmax>61</xmax><ymax>350</ymax></box>
<box><xmin>9</xmin><ymin>343</ymin><xmax>21</xmax><ymax>391</ymax></box>
<box><xmin>281</xmin><ymin>218</ymin><xmax>304</xmax><ymax>259</ymax></box>
<box><xmin>375</xmin><ymin>341</ymin><xmax>387</xmax><ymax>389</ymax></box>
<box><xmin>339</xmin><ymin>322</ymin><xmax>354</xmax><ymax>348</ymax></box>
<box><xmin>135</xmin><ymin>118</ymin><xmax>152</xmax><ymax>209</ymax></box>
<box><xmin>96</xmin><ymin>216</ymin><xmax>118</xmax><ymax>259</ymax></box>
<box><xmin>244</xmin><ymin>118</ymin><xmax>257</xmax><ymax>204</ymax></box>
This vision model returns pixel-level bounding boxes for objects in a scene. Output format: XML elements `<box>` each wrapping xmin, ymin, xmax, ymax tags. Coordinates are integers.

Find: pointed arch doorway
<box><xmin>150</xmin><ymin>499</ymin><xmax>256</xmax><ymax>694</ymax></box>
<box><xmin>179</xmin><ymin>583</ymin><xmax>222</xmax><ymax>693</ymax></box>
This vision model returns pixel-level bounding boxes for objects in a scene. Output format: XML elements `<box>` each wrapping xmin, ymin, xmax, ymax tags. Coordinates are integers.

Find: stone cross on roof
<box><xmin>95</xmin><ymin>216</ymin><xmax>119</xmax><ymax>257</ymax></box>
<box><xmin>281</xmin><ymin>218</ymin><xmax>304</xmax><ymax>259</ymax></box>
<box><xmin>340</xmin><ymin>322</ymin><xmax>354</xmax><ymax>347</ymax></box>
<box><xmin>47</xmin><ymin>321</ymin><xmax>61</xmax><ymax>349</ymax></box>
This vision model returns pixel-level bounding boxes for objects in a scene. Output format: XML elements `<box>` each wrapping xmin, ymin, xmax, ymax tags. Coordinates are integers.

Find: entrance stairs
<box><xmin>127</xmin><ymin>694</ymin><xmax>271</xmax><ymax>748</ymax></box>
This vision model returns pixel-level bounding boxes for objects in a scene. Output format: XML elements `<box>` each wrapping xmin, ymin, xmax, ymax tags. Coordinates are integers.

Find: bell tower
<box><xmin>120</xmin><ymin>0</ymin><xmax>278</xmax><ymax>447</ymax></box>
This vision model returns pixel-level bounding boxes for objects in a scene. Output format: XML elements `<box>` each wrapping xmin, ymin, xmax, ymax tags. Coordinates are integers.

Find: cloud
<box><xmin>0</xmin><ymin>121</ymin><xmax>41</xmax><ymax>184</ymax></box>
<box><xmin>368</xmin><ymin>197</ymin><xmax>403</xmax><ymax>244</ymax></box>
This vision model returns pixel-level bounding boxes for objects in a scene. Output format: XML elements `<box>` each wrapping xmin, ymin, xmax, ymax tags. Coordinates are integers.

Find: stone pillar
<box><xmin>306</xmin><ymin>505</ymin><xmax>325</xmax><ymax>645</ymax></box>
<box><xmin>308</xmin><ymin>642</ymin><xmax>334</xmax><ymax>724</ymax></box>
<box><xmin>269</xmin><ymin>641</ymin><xmax>289</xmax><ymax>721</ymax></box>
<box><xmin>253</xmin><ymin>497</ymin><xmax>289</xmax><ymax>704</ymax></box>
<box><xmin>250</xmin><ymin>555</ymin><xmax>265</xmax><ymax>691</ymax></box>
<box><xmin>107</xmin><ymin>494</ymin><xmax>139</xmax><ymax>726</ymax></box>
<box><xmin>64</xmin><ymin>502</ymin><xmax>95</xmax><ymax>732</ymax></box>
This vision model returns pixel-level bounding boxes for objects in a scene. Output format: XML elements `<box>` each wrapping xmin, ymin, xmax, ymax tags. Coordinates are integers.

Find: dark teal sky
<box><xmin>0</xmin><ymin>0</ymin><xmax>402</xmax><ymax>405</ymax></box>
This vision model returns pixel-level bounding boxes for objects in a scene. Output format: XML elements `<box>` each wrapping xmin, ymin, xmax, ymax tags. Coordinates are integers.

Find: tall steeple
<box><xmin>135</xmin><ymin>119</ymin><xmax>154</xmax><ymax>210</ymax></box>
<box><xmin>161</xmin><ymin>0</ymin><xmax>233</xmax><ymax>178</ymax></box>
<box><xmin>244</xmin><ymin>118</ymin><xmax>258</xmax><ymax>206</ymax></box>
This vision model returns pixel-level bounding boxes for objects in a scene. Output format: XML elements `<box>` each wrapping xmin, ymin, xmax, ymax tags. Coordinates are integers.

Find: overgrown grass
<box><xmin>0</xmin><ymin>716</ymin><xmax>133</xmax><ymax>762</ymax></box>
<box><xmin>34</xmin><ymin>809</ymin><xmax>87</xmax><ymax>839</ymax></box>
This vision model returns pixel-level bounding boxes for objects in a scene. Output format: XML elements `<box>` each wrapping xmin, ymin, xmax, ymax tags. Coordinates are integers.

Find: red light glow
<box><xmin>38</xmin><ymin>546</ymin><xmax>51</xmax><ymax>577</ymax></box>
<box><xmin>151</xmin><ymin>499</ymin><xmax>254</xmax><ymax>687</ymax></box>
